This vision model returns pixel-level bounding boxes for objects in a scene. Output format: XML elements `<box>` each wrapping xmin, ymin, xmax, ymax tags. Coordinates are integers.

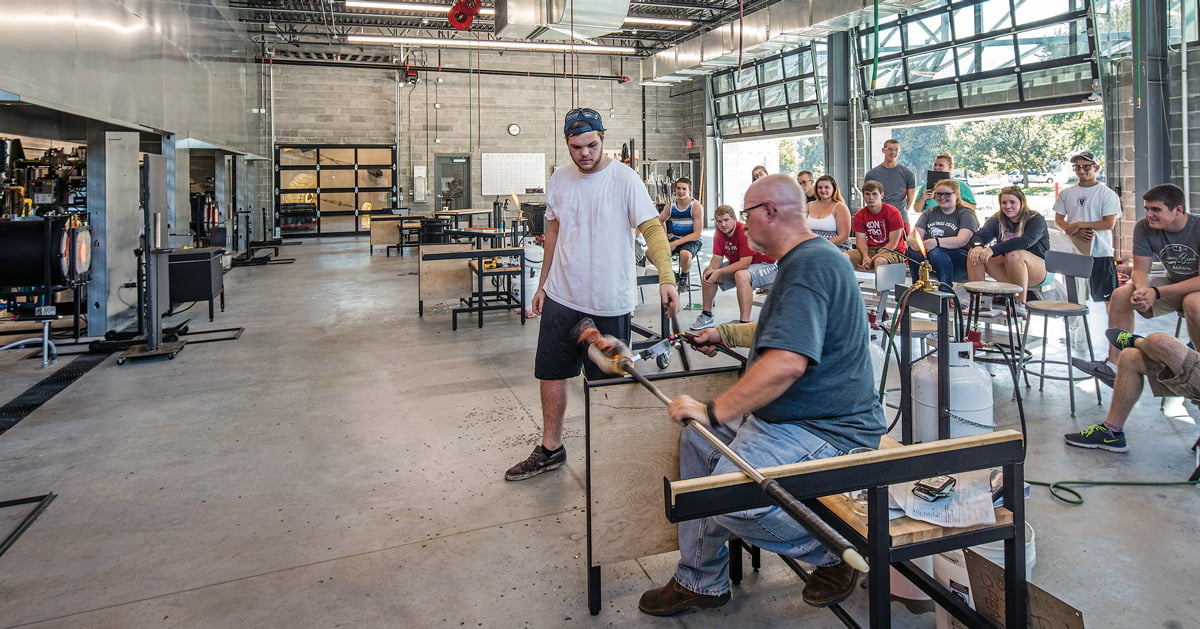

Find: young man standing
<box><xmin>864</xmin><ymin>139</ymin><xmax>917</xmax><ymax>212</ymax></box>
<box><xmin>690</xmin><ymin>205</ymin><xmax>777</xmax><ymax>330</ymax></box>
<box><xmin>914</xmin><ymin>153</ymin><xmax>977</xmax><ymax>211</ymax></box>
<box><xmin>1053</xmin><ymin>150</ymin><xmax>1121</xmax><ymax>303</ymax></box>
<box><xmin>506</xmin><ymin>108</ymin><xmax>679</xmax><ymax>481</ymax></box>
<box><xmin>846</xmin><ymin>180</ymin><xmax>907</xmax><ymax>271</ymax></box>
<box><xmin>1076</xmin><ymin>184</ymin><xmax>1200</xmax><ymax>386</ymax></box>
<box><xmin>658</xmin><ymin>177</ymin><xmax>704</xmax><ymax>289</ymax></box>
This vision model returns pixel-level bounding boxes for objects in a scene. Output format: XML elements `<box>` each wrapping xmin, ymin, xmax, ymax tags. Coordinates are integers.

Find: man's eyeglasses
<box><xmin>933</xmin><ymin>191</ymin><xmax>955</xmax><ymax>198</ymax></box>
<box><xmin>797</xmin><ymin>179</ymin><xmax>812</xmax><ymax>186</ymax></box>
<box><xmin>740</xmin><ymin>202</ymin><xmax>768</xmax><ymax>221</ymax></box>
<box><xmin>1072</xmin><ymin>164</ymin><xmax>1096</xmax><ymax>172</ymax></box>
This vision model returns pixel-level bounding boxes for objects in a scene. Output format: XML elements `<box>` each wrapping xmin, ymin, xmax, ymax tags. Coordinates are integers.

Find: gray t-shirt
<box><xmin>915</xmin><ymin>207</ymin><xmax>980</xmax><ymax>245</ymax></box>
<box><xmin>865</xmin><ymin>163</ymin><xmax>916</xmax><ymax>210</ymax></box>
<box><xmin>749</xmin><ymin>237</ymin><xmax>886</xmax><ymax>452</ymax></box>
<box><xmin>1132</xmin><ymin>214</ymin><xmax>1200</xmax><ymax>284</ymax></box>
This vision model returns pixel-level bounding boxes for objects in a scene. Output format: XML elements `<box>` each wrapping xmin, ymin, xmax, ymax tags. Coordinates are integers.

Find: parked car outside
<box><xmin>1006</xmin><ymin>170</ymin><xmax>1056</xmax><ymax>184</ymax></box>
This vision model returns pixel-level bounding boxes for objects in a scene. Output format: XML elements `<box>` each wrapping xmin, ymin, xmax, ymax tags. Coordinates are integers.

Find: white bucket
<box><xmin>933</xmin><ymin>522</ymin><xmax>1036</xmax><ymax>629</ymax></box>
<box><xmin>890</xmin><ymin>555</ymin><xmax>933</xmax><ymax>601</ymax></box>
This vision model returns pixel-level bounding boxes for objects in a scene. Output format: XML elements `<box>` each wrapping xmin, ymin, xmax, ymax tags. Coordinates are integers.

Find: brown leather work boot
<box><xmin>638</xmin><ymin>577</ymin><xmax>730</xmax><ymax>616</ymax></box>
<box><xmin>802</xmin><ymin>562</ymin><xmax>859</xmax><ymax>607</ymax></box>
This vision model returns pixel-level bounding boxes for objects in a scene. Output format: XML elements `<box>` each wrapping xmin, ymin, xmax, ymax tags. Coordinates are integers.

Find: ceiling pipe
<box><xmin>257</xmin><ymin>56</ymin><xmax>631</xmax><ymax>82</ymax></box>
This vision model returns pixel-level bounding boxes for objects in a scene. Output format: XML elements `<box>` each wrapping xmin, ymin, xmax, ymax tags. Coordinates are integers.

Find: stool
<box><xmin>671</xmin><ymin>252</ymin><xmax>699</xmax><ymax>310</ymax></box>
<box><xmin>963</xmin><ymin>281</ymin><xmax>1025</xmax><ymax>391</ymax></box>
<box><xmin>1020</xmin><ymin>299</ymin><xmax>1102</xmax><ymax>417</ymax></box>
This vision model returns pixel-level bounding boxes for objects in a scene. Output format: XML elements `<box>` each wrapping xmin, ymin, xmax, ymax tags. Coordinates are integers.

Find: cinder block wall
<box><xmin>269</xmin><ymin>50</ymin><xmax>699</xmax><ymax>216</ymax></box>
<box><xmin>1168</xmin><ymin>41</ymin><xmax>1200</xmax><ymax>215</ymax></box>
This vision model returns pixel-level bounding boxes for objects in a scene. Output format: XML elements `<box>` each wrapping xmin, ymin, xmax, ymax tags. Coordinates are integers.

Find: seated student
<box><xmin>846</xmin><ymin>180</ymin><xmax>907</xmax><ymax>271</ymax></box>
<box><xmin>907</xmin><ymin>179</ymin><xmax>978</xmax><ymax>288</ymax></box>
<box><xmin>1065</xmin><ymin>329</ymin><xmax>1200</xmax><ymax>453</ymax></box>
<box><xmin>915</xmin><ymin>153</ymin><xmax>977</xmax><ymax>212</ymax></box>
<box><xmin>751</xmin><ymin>165</ymin><xmax>769</xmax><ymax>182</ymax></box>
<box><xmin>690</xmin><ymin>205</ymin><xmax>777</xmax><ymax>329</ymax></box>
<box><xmin>1076</xmin><ymin>183</ymin><xmax>1200</xmax><ymax>387</ymax></box>
<box><xmin>966</xmin><ymin>185</ymin><xmax>1049</xmax><ymax>315</ymax></box>
<box><xmin>658</xmin><ymin>177</ymin><xmax>704</xmax><ymax>289</ymax></box>
<box><xmin>807</xmin><ymin>175</ymin><xmax>852</xmax><ymax>251</ymax></box>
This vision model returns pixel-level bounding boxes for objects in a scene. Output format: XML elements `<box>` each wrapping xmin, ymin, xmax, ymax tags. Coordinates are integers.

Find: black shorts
<box><xmin>1089</xmin><ymin>256</ymin><xmax>1118</xmax><ymax>302</ymax></box>
<box><xmin>672</xmin><ymin>239</ymin><xmax>703</xmax><ymax>258</ymax></box>
<box><xmin>534</xmin><ymin>297</ymin><xmax>632</xmax><ymax>381</ymax></box>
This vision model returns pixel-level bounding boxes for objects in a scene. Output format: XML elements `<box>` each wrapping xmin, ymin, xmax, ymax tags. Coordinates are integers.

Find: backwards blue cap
<box><xmin>564</xmin><ymin>108</ymin><xmax>605</xmax><ymax>136</ymax></box>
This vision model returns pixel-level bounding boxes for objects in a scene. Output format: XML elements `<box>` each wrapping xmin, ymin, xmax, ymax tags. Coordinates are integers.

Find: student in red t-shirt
<box><xmin>689</xmin><ymin>205</ymin><xmax>778</xmax><ymax>329</ymax></box>
<box><xmin>846</xmin><ymin>180</ymin><xmax>907</xmax><ymax>271</ymax></box>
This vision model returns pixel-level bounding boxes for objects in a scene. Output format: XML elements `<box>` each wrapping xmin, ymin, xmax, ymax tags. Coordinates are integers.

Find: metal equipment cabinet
<box><xmin>168</xmin><ymin>247</ymin><xmax>224</xmax><ymax>321</ymax></box>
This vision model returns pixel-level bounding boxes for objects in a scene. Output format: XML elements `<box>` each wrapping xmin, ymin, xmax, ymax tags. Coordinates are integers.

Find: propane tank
<box><xmin>913</xmin><ymin>341</ymin><xmax>994</xmax><ymax>443</ymax></box>
<box><xmin>868</xmin><ymin>328</ymin><xmax>901</xmax><ymax>395</ymax></box>
<box><xmin>514</xmin><ymin>237</ymin><xmax>543</xmax><ymax>314</ymax></box>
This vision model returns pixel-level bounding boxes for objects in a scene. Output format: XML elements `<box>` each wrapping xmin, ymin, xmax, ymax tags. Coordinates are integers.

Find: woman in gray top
<box><xmin>906</xmin><ymin>179</ymin><xmax>979</xmax><ymax>288</ymax></box>
<box><xmin>967</xmin><ymin>185</ymin><xmax>1049</xmax><ymax>313</ymax></box>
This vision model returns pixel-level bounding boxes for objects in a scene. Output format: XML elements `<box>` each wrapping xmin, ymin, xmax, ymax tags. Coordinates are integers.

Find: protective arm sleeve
<box><xmin>638</xmin><ymin>218</ymin><xmax>676</xmax><ymax>285</ymax></box>
<box><xmin>717</xmin><ymin>322</ymin><xmax>757</xmax><ymax>348</ymax></box>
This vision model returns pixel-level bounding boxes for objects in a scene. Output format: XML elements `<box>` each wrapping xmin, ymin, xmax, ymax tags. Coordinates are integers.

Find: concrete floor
<box><xmin>1</xmin><ymin>237</ymin><xmax>1197</xmax><ymax>628</ymax></box>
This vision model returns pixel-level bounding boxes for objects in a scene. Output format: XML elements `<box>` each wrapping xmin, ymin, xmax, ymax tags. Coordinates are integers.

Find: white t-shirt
<box><xmin>1052</xmin><ymin>183</ymin><xmax>1122</xmax><ymax>257</ymax></box>
<box><xmin>544</xmin><ymin>160</ymin><xmax>658</xmax><ymax>316</ymax></box>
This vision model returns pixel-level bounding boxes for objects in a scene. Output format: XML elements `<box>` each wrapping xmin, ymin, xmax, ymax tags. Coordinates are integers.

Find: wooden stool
<box><xmin>963</xmin><ymin>281</ymin><xmax>1025</xmax><ymax>388</ymax></box>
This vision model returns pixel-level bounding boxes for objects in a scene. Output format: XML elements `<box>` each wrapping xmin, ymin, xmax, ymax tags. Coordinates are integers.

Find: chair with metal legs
<box><xmin>1020</xmin><ymin>250</ymin><xmax>1103</xmax><ymax>417</ymax></box>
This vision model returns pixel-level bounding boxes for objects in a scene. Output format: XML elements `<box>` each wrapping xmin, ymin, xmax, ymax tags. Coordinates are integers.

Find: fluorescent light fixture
<box><xmin>347</xmin><ymin>35</ymin><xmax>636</xmax><ymax>54</ymax></box>
<box><xmin>639</xmin><ymin>81</ymin><xmax>673</xmax><ymax>86</ymax></box>
<box><xmin>674</xmin><ymin>68</ymin><xmax>707</xmax><ymax>75</ymax></box>
<box><xmin>346</xmin><ymin>1</ymin><xmax>496</xmax><ymax>15</ymax></box>
<box><xmin>624</xmin><ymin>17</ymin><xmax>692</xmax><ymax>27</ymax></box>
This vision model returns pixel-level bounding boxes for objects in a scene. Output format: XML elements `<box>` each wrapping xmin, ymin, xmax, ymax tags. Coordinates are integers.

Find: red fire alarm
<box><xmin>685</xmin><ymin>138</ymin><xmax>694</xmax><ymax>149</ymax></box>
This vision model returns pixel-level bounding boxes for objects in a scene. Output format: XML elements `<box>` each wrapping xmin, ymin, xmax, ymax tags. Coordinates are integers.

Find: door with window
<box><xmin>275</xmin><ymin>144</ymin><xmax>398</xmax><ymax>236</ymax></box>
<box><xmin>434</xmin><ymin>155</ymin><xmax>471</xmax><ymax>211</ymax></box>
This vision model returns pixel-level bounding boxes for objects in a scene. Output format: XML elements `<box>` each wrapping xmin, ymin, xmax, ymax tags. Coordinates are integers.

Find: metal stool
<box><xmin>1020</xmin><ymin>298</ymin><xmax>1101</xmax><ymax>417</ymax></box>
<box><xmin>963</xmin><ymin>280</ymin><xmax>1026</xmax><ymax>376</ymax></box>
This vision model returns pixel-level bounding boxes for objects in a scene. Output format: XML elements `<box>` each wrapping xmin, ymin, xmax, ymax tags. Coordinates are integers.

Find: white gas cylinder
<box><xmin>913</xmin><ymin>341</ymin><xmax>994</xmax><ymax>443</ymax></box>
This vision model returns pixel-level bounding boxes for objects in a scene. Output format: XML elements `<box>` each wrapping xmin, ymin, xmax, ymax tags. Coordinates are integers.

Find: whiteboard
<box><xmin>482</xmin><ymin>153</ymin><xmax>546</xmax><ymax>196</ymax></box>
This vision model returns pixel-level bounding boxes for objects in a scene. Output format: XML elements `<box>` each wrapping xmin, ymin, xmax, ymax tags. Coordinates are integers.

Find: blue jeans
<box><xmin>908</xmin><ymin>246</ymin><xmax>968</xmax><ymax>287</ymax></box>
<box><xmin>673</xmin><ymin>415</ymin><xmax>843</xmax><ymax>596</ymax></box>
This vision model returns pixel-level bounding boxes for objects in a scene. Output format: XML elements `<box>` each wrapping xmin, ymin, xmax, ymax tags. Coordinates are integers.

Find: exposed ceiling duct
<box><xmin>640</xmin><ymin>0</ymin><xmax>931</xmax><ymax>84</ymax></box>
<box><xmin>496</xmin><ymin>0</ymin><xmax>631</xmax><ymax>41</ymax></box>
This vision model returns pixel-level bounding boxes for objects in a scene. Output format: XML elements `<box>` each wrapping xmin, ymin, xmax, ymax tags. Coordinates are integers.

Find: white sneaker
<box><xmin>690</xmin><ymin>313</ymin><xmax>715</xmax><ymax>330</ymax></box>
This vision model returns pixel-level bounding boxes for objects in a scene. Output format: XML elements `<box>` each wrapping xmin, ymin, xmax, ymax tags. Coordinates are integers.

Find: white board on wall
<box><xmin>481</xmin><ymin>153</ymin><xmax>546</xmax><ymax>196</ymax></box>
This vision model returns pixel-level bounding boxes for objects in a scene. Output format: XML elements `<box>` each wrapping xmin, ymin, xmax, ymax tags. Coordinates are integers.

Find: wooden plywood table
<box><xmin>434</xmin><ymin>208</ymin><xmax>492</xmax><ymax>229</ymax></box>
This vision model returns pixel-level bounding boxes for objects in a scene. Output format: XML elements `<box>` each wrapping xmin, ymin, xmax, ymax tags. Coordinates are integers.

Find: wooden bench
<box><xmin>667</xmin><ymin>429</ymin><xmax>1028</xmax><ymax>628</ymax></box>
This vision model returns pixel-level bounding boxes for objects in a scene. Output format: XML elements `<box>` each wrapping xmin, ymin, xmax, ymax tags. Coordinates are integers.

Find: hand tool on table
<box><xmin>569</xmin><ymin>317</ymin><xmax>869</xmax><ymax>573</ymax></box>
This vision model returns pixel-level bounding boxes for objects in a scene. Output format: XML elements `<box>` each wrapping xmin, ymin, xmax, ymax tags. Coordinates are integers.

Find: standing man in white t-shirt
<box><xmin>505</xmin><ymin>108</ymin><xmax>680</xmax><ymax>481</ymax></box>
<box><xmin>1053</xmin><ymin>150</ymin><xmax>1121</xmax><ymax>303</ymax></box>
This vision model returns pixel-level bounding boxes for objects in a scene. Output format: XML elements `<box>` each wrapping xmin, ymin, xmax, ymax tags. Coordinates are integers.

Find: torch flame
<box><xmin>913</xmin><ymin>230</ymin><xmax>927</xmax><ymax>257</ymax></box>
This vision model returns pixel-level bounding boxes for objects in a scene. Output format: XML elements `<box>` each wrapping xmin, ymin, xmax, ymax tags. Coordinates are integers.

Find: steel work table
<box><xmin>419</xmin><ymin>246</ymin><xmax>525</xmax><ymax>329</ymax></box>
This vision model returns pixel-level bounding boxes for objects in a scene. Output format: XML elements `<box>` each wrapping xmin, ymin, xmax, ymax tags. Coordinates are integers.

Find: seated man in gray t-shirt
<box><xmin>1082</xmin><ymin>184</ymin><xmax>1200</xmax><ymax>385</ymax></box>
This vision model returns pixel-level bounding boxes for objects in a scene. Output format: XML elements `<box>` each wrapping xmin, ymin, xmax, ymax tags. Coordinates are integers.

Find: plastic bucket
<box><xmin>933</xmin><ymin>522</ymin><xmax>1036</xmax><ymax>629</ymax></box>
<box><xmin>890</xmin><ymin>555</ymin><xmax>934</xmax><ymax>601</ymax></box>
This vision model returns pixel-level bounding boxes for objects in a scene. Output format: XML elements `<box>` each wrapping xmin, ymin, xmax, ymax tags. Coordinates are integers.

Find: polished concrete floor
<box><xmin>1</xmin><ymin>237</ymin><xmax>1197</xmax><ymax>628</ymax></box>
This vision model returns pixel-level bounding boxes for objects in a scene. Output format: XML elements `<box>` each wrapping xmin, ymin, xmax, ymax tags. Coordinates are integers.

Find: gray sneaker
<box><xmin>1072</xmin><ymin>358</ymin><xmax>1115</xmax><ymax>388</ymax></box>
<box><xmin>505</xmin><ymin>445</ymin><xmax>566</xmax><ymax>481</ymax></box>
<box><xmin>690</xmin><ymin>312</ymin><xmax>715</xmax><ymax>330</ymax></box>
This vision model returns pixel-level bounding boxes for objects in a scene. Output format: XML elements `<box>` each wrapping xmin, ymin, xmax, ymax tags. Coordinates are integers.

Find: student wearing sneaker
<box><xmin>639</xmin><ymin>174</ymin><xmax>885</xmax><ymax>616</ymax></box>
<box><xmin>1065</xmin><ymin>328</ymin><xmax>1200</xmax><ymax>452</ymax></box>
<box><xmin>1075</xmin><ymin>184</ymin><xmax>1200</xmax><ymax>387</ymax></box>
<box><xmin>966</xmin><ymin>185</ymin><xmax>1050</xmax><ymax>316</ymax></box>
<box><xmin>658</xmin><ymin>177</ymin><xmax>705</xmax><ymax>289</ymax></box>
<box><xmin>1053</xmin><ymin>150</ymin><xmax>1121</xmax><ymax>303</ymax></box>
<box><xmin>506</xmin><ymin>108</ymin><xmax>680</xmax><ymax>482</ymax></box>
<box><xmin>807</xmin><ymin>175</ymin><xmax>852</xmax><ymax>251</ymax></box>
<box><xmin>846</xmin><ymin>180</ymin><xmax>907</xmax><ymax>271</ymax></box>
<box><xmin>907</xmin><ymin>179</ymin><xmax>979</xmax><ymax>289</ymax></box>
<box><xmin>689</xmin><ymin>205</ymin><xmax>778</xmax><ymax>330</ymax></box>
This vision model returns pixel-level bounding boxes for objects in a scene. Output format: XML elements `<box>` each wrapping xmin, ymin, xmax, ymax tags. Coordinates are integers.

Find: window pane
<box><xmin>715</xmin><ymin>94</ymin><xmax>736</xmax><ymax>116</ymax></box>
<box><xmin>319</xmin><ymin>169</ymin><xmax>354</xmax><ymax>189</ymax></box>
<box><xmin>358</xmin><ymin>148</ymin><xmax>392</xmax><ymax>164</ymax></box>
<box><xmin>905</xmin><ymin>12</ymin><xmax>950</xmax><ymax>50</ymax></box>
<box><xmin>870</xmin><ymin>58</ymin><xmax>907</xmax><ymax>90</ymax></box>
<box><xmin>956</xmin><ymin>35</ymin><xmax>1016</xmax><ymax>73</ymax></box>
<box><xmin>762</xmin><ymin>110</ymin><xmax>790</xmax><ymax>131</ymax></box>
<box><xmin>1021</xmin><ymin>63</ymin><xmax>1093</xmax><ymax>99</ymax></box>
<box><xmin>786</xmin><ymin>80</ymin><xmax>802</xmax><ymax>104</ymax></box>
<box><xmin>717</xmin><ymin>117</ymin><xmax>741</xmax><ymax>135</ymax></box>
<box><xmin>782</xmin><ymin>53</ymin><xmax>801</xmax><ymax>78</ymax></box>
<box><xmin>759</xmin><ymin>58</ymin><xmax>784</xmax><ymax>84</ymax></box>
<box><xmin>359</xmin><ymin>190</ymin><xmax>393</xmax><ymax>212</ymax></box>
<box><xmin>907</xmin><ymin>49</ymin><xmax>958</xmax><ymax>82</ymax></box>
<box><xmin>713</xmin><ymin>72</ymin><xmax>734</xmax><ymax>94</ymax></box>
<box><xmin>789</xmin><ymin>106</ymin><xmax>821</xmax><ymax>128</ymax></box>
<box><xmin>319</xmin><ymin>192</ymin><xmax>355</xmax><ymax>213</ymax></box>
<box><xmin>796</xmin><ymin>50</ymin><xmax>813</xmax><ymax>76</ymax></box>
<box><xmin>960</xmin><ymin>75</ymin><xmax>1020</xmax><ymax>108</ymax></box>
<box><xmin>952</xmin><ymin>5</ymin><xmax>981</xmax><ymax>39</ymax></box>
<box><xmin>279</xmin><ymin>147</ymin><xmax>316</xmax><ymax>166</ymax></box>
<box><xmin>735</xmin><ymin>66</ymin><xmax>757</xmax><ymax>90</ymax></box>
<box><xmin>1017</xmin><ymin>21</ymin><xmax>1089</xmax><ymax>64</ymax></box>
<box><xmin>1014</xmin><ymin>0</ymin><xmax>1074</xmax><ymax>26</ymax></box>
<box><xmin>736</xmin><ymin>90</ymin><xmax>761</xmax><ymax>112</ymax></box>
<box><xmin>738</xmin><ymin>114</ymin><xmax>763</xmax><ymax>134</ymax></box>
<box><xmin>867</xmin><ymin>91</ymin><xmax>909</xmax><ymax>118</ymax></box>
<box><xmin>281</xmin><ymin>170</ymin><xmax>316</xmax><ymax>190</ymax></box>
<box><xmin>319</xmin><ymin>148</ymin><xmax>355</xmax><ymax>166</ymax></box>
<box><xmin>760</xmin><ymin>84</ymin><xmax>787</xmax><ymax>109</ymax></box>
<box><xmin>358</xmin><ymin>167</ymin><xmax>393</xmax><ymax>188</ymax></box>
<box><xmin>909</xmin><ymin>84</ymin><xmax>960</xmax><ymax>114</ymax></box>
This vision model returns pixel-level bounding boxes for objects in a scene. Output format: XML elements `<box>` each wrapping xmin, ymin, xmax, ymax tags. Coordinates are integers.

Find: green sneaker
<box><xmin>1064</xmin><ymin>424</ymin><xmax>1128</xmax><ymax>452</ymax></box>
<box><xmin>1105</xmin><ymin>328</ymin><xmax>1143</xmax><ymax>351</ymax></box>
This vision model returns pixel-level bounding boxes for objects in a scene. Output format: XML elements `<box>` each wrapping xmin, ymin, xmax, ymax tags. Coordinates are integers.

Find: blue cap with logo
<box><xmin>564</xmin><ymin>108</ymin><xmax>605</xmax><ymax>136</ymax></box>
